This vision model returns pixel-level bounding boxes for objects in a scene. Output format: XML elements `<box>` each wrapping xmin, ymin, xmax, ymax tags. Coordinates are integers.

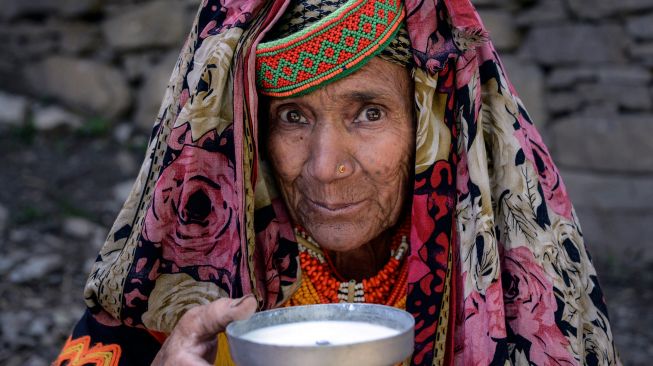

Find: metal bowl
<box><xmin>226</xmin><ymin>303</ymin><xmax>414</xmax><ymax>366</ymax></box>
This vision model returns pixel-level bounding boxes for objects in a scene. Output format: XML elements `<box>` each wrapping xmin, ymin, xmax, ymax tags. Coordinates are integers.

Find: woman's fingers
<box><xmin>190</xmin><ymin>295</ymin><xmax>257</xmax><ymax>341</ymax></box>
<box><xmin>151</xmin><ymin>296</ymin><xmax>258</xmax><ymax>366</ymax></box>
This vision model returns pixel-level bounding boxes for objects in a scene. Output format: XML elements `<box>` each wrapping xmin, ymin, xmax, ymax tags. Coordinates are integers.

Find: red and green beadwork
<box><xmin>256</xmin><ymin>0</ymin><xmax>405</xmax><ymax>97</ymax></box>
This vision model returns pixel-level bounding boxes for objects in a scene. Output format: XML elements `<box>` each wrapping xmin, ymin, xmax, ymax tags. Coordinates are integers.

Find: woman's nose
<box><xmin>306</xmin><ymin>123</ymin><xmax>353</xmax><ymax>183</ymax></box>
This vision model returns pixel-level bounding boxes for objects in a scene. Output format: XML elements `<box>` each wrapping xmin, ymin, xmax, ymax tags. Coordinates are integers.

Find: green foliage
<box><xmin>15</xmin><ymin>206</ymin><xmax>45</xmax><ymax>224</ymax></box>
<box><xmin>77</xmin><ymin>116</ymin><xmax>112</xmax><ymax>137</ymax></box>
<box><xmin>57</xmin><ymin>198</ymin><xmax>92</xmax><ymax>219</ymax></box>
<box><xmin>10</xmin><ymin>120</ymin><xmax>37</xmax><ymax>144</ymax></box>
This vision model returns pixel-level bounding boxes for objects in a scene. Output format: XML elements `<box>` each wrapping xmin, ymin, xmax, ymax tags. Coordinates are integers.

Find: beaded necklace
<box><xmin>287</xmin><ymin>224</ymin><xmax>409</xmax><ymax>308</ymax></box>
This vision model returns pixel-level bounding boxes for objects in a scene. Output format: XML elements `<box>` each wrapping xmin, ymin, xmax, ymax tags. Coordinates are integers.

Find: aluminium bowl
<box><xmin>226</xmin><ymin>303</ymin><xmax>414</xmax><ymax>366</ymax></box>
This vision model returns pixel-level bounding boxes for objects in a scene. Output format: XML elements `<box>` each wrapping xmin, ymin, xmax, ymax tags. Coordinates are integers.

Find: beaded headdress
<box><xmin>256</xmin><ymin>0</ymin><xmax>410</xmax><ymax>97</ymax></box>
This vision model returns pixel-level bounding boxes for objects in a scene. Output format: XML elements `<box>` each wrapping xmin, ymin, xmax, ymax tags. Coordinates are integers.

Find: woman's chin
<box><xmin>304</xmin><ymin>223</ymin><xmax>372</xmax><ymax>252</ymax></box>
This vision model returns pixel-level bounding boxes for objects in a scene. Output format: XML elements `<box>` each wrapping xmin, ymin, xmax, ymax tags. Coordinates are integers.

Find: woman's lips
<box><xmin>306</xmin><ymin>198</ymin><xmax>366</xmax><ymax>214</ymax></box>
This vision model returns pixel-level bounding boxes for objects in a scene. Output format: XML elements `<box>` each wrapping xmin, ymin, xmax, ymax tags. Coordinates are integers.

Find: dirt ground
<box><xmin>0</xmin><ymin>129</ymin><xmax>651</xmax><ymax>365</ymax></box>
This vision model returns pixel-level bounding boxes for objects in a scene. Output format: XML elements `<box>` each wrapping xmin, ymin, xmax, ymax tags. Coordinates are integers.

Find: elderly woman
<box><xmin>54</xmin><ymin>0</ymin><xmax>620</xmax><ymax>365</ymax></box>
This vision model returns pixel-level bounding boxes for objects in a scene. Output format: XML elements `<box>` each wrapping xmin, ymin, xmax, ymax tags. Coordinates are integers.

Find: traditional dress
<box><xmin>54</xmin><ymin>0</ymin><xmax>620</xmax><ymax>365</ymax></box>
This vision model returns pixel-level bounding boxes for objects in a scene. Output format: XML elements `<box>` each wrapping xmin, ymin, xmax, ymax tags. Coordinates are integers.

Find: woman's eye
<box><xmin>357</xmin><ymin>107</ymin><xmax>384</xmax><ymax>122</ymax></box>
<box><xmin>279</xmin><ymin>109</ymin><xmax>307</xmax><ymax>124</ymax></box>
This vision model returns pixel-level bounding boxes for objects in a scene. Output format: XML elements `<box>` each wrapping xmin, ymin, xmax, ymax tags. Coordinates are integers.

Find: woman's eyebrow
<box><xmin>268</xmin><ymin>98</ymin><xmax>302</xmax><ymax>109</ymax></box>
<box><xmin>340</xmin><ymin>90</ymin><xmax>391</xmax><ymax>103</ymax></box>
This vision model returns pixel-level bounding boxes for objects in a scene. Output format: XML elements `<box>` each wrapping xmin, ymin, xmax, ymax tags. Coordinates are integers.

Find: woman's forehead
<box><xmin>269</xmin><ymin>58</ymin><xmax>410</xmax><ymax>105</ymax></box>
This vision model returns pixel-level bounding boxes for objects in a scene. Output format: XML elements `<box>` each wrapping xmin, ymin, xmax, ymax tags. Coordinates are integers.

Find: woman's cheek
<box><xmin>364</xmin><ymin>142</ymin><xmax>411</xmax><ymax>180</ymax></box>
<box><xmin>268</xmin><ymin>133</ymin><xmax>306</xmax><ymax>215</ymax></box>
<box><xmin>269</xmin><ymin>128</ymin><xmax>308</xmax><ymax>164</ymax></box>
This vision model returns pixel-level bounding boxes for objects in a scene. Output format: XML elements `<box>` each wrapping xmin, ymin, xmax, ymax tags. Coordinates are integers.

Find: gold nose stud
<box><xmin>337</xmin><ymin>164</ymin><xmax>346</xmax><ymax>174</ymax></box>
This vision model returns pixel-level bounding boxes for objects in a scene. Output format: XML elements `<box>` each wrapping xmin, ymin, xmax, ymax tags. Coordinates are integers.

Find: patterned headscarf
<box><xmin>60</xmin><ymin>0</ymin><xmax>620</xmax><ymax>364</ymax></box>
<box><xmin>267</xmin><ymin>0</ymin><xmax>413</xmax><ymax>67</ymax></box>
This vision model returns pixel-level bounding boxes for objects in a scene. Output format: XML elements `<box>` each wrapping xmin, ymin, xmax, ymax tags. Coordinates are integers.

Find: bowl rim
<box><xmin>225</xmin><ymin>303</ymin><xmax>415</xmax><ymax>349</ymax></box>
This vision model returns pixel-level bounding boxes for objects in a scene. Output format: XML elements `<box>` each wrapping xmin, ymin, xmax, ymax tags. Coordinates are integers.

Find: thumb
<box><xmin>191</xmin><ymin>295</ymin><xmax>257</xmax><ymax>341</ymax></box>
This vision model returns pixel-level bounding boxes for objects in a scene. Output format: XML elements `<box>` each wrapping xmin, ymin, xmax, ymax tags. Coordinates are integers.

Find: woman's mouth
<box><xmin>306</xmin><ymin>198</ymin><xmax>366</xmax><ymax>214</ymax></box>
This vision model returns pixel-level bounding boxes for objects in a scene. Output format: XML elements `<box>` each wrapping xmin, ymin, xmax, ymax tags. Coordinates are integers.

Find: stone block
<box><xmin>613</xmin><ymin>85</ymin><xmax>652</xmax><ymax>111</ymax></box>
<box><xmin>547</xmin><ymin>66</ymin><xmax>651</xmax><ymax>89</ymax></box>
<box><xmin>471</xmin><ymin>0</ymin><xmax>512</xmax><ymax>7</ymax></box>
<box><xmin>596</xmin><ymin>66</ymin><xmax>652</xmax><ymax>86</ymax></box>
<box><xmin>32</xmin><ymin>105</ymin><xmax>83</xmax><ymax>130</ymax></box>
<box><xmin>56</xmin><ymin>0</ymin><xmax>101</xmax><ymax>17</ymax></box>
<box><xmin>577</xmin><ymin>83</ymin><xmax>652</xmax><ymax>111</ymax></box>
<box><xmin>564</xmin><ymin>0</ymin><xmax>613</xmax><ymax>19</ymax></box>
<box><xmin>62</xmin><ymin>217</ymin><xmax>105</xmax><ymax>239</ymax></box>
<box><xmin>547</xmin><ymin>91</ymin><xmax>582</xmax><ymax>115</ymax></box>
<box><xmin>113</xmin><ymin>123</ymin><xmax>134</xmax><ymax>144</ymax></box>
<box><xmin>0</xmin><ymin>91</ymin><xmax>28</xmax><ymax>126</ymax></box>
<box><xmin>629</xmin><ymin>42</ymin><xmax>653</xmax><ymax>67</ymax></box>
<box><xmin>102</xmin><ymin>0</ymin><xmax>191</xmax><ymax>51</ymax></box>
<box><xmin>550</xmin><ymin>115</ymin><xmax>653</xmax><ymax>173</ymax></box>
<box><xmin>134</xmin><ymin>52</ymin><xmax>178</xmax><ymax>130</ymax></box>
<box><xmin>123</xmin><ymin>52</ymin><xmax>165</xmax><ymax>81</ymax></box>
<box><xmin>27</xmin><ymin>57</ymin><xmax>130</xmax><ymax>118</ymax></box>
<box><xmin>575</xmin><ymin>208</ymin><xmax>653</xmax><ymax>266</ymax></box>
<box><xmin>8</xmin><ymin>254</ymin><xmax>63</xmax><ymax>283</ymax></box>
<box><xmin>0</xmin><ymin>57</ymin><xmax>16</xmax><ymax>94</ymax></box>
<box><xmin>500</xmin><ymin>56</ymin><xmax>547</xmax><ymax>125</ymax></box>
<box><xmin>562</xmin><ymin>170</ymin><xmax>653</xmax><ymax>210</ymax></box>
<box><xmin>478</xmin><ymin>10</ymin><xmax>518</xmax><ymax>51</ymax></box>
<box><xmin>0</xmin><ymin>0</ymin><xmax>57</xmax><ymax>19</ymax></box>
<box><xmin>0</xmin><ymin>203</ymin><xmax>7</xmax><ymax>235</ymax></box>
<box><xmin>626</xmin><ymin>14</ymin><xmax>653</xmax><ymax>40</ymax></box>
<box><xmin>0</xmin><ymin>0</ymin><xmax>99</xmax><ymax>19</ymax></box>
<box><xmin>561</xmin><ymin>0</ymin><xmax>653</xmax><ymax>19</ymax></box>
<box><xmin>0</xmin><ymin>23</ymin><xmax>59</xmax><ymax>62</ymax></box>
<box><xmin>113</xmin><ymin>180</ymin><xmax>135</xmax><ymax>204</ymax></box>
<box><xmin>547</xmin><ymin>68</ymin><xmax>596</xmax><ymax>89</ymax></box>
<box><xmin>57</xmin><ymin>22</ymin><xmax>101</xmax><ymax>55</ymax></box>
<box><xmin>611</xmin><ymin>0</ymin><xmax>653</xmax><ymax>14</ymax></box>
<box><xmin>521</xmin><ymin>24</ymin><xmax>627</xmax><ymax>66</ymax></box>
<box><xmin>577</xmin><ymin>103</ymin><xmax>619</xmax><ymax>118</ymax></box>
<box><xmin>516</xmin><ymin>0</ymin><xmax>567</xmax><ymax>26</ymax></box>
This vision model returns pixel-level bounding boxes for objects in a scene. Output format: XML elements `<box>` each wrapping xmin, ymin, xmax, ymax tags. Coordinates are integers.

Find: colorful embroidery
<box><xmin>53</xmin><ymin>336</ymin><xmax>121</xmax><ymax>366</ymax></box>
<box><xmin>256</xmin><ymin>0</ymin><xmax>404</xmax><ymax>97</ymax></box>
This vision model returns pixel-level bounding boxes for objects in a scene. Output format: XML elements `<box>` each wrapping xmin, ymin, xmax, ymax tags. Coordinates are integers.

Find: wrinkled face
<box><xmin>266</xmin><ymin>58</ymin><xmax>414</xmax><ymax>252</ymax></box>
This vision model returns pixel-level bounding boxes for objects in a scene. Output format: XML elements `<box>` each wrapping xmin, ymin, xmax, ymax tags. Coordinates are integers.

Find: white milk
<box><xmin>240</xmin><ymin>321</ymin><xmax>399</xmax><ymax>346</ymax></box>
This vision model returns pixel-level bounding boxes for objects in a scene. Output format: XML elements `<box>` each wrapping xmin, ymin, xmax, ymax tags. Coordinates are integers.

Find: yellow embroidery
<box><xmin>215</xmin><ymin>333</ymin><xmax>236</xmax><ymax>366</ymax></box>
<box><xmin>54</xmin><ymin>336</ymin><xmax>121</xmax><ymax>366</ymax></box>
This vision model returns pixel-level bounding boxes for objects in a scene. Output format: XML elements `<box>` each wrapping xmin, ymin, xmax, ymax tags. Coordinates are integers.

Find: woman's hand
<box><xmin>152</xmin><ymin>295</ymin><xmax>257</xmax><ymax>365</ymax></box>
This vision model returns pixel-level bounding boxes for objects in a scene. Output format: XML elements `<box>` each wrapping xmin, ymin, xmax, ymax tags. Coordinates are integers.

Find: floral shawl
<box><xmin>54</xmin><ymin>0</ymin><xmax>620</xmax><ymax>365</ymax></box>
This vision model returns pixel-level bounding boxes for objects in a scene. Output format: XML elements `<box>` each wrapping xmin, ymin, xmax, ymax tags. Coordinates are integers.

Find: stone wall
<box><xmin>1</xmin><ymin>0</ymin><xmax>652</xmax><ymax>273</ymax></box>
<box><xmin>0</xmin><ymin>0</ymin><xmax>197</xmax><ymax>131</ymax></box>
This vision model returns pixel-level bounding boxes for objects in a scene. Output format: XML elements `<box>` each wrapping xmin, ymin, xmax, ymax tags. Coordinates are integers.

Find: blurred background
<box><xmin>0</xmin><ymin>0</ymin><xmax>651</xmax><ymax>364</ymax></box>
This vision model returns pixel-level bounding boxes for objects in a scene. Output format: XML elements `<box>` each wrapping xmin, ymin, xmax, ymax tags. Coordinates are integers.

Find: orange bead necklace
<box><xmin>289</xmin><ymin>224</ymin><xmax>409</xmax><ymax>307</ymax></box>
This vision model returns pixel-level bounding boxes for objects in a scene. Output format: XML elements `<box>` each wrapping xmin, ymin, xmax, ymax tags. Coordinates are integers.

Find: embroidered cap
<box><xmin>256</xmin><ymin>0</ymin><xmax>406</xmax><ymax>97</ymax></box>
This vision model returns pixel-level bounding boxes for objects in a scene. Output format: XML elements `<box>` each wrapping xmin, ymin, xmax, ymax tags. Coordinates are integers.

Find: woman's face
<box><xmin>267</xmin><ymin>58</ymin><xmax>414</xmax><ymax>252</ymax></box>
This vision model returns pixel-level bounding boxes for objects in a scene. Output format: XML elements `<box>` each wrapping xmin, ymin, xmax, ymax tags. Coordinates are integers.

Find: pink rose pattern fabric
<box><xmin>513</xmin><ymin>112</ymin><xmax>573</xmax><ymax>220</ymax></box>
<box><xmin>142</xmin><ymin>124</ymin><xmax>239</xmax><ymax>280</ymax></box>
<box><xmin>83</xmin><ymin>0</ymin><xmax>299</xmax><ymax>330</ymax></box>
<box><xmin>405</xmin><ymin>0</ymin><xmax>619</xmax><ymax>364</ymax></box>
<box><xmin>501</xmin><ymin>247</ymin><xmax>577</xmax><ymax>366</ymax></box>
<box><xmin>69</xmin><ymin>0</ymin><xmax>620</xmax><ymax>365</ymax></box>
